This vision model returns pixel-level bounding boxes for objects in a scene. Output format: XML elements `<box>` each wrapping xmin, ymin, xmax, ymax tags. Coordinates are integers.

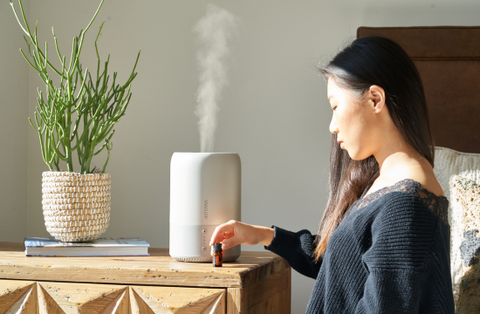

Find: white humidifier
<box><xmin>169</xmin><ymin>152</ymin><xmax>241</xmax><ymax>262</ymax></box>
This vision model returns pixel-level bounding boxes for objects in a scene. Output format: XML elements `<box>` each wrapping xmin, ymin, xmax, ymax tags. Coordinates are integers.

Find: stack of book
<box><xmin>24</xmin><ymin>237</ymin><xmax>150</xmax><ymax>257</ymax></box>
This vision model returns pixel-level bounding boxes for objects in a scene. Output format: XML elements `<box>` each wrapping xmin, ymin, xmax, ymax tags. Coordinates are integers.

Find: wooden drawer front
<box><xmin>0</xmin><ymin>279</ymin><xmax>225</xmax><ymax>314</ymax></box>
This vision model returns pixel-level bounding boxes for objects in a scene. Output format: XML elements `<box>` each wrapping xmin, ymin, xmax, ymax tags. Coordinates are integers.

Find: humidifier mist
<box><xmin>169</xmin><ymin>152</ymin><xmax>241</xmax><ymax>262</ymax></box>
<box><xmin>194</xmin><ymin>4</ymin><xmax>237</xmax><ymax>153</ymax></box>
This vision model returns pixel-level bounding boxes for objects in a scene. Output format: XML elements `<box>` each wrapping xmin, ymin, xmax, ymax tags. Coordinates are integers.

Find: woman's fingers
<box><xmin>209</xmin><ymin>220</ymin><xmax>274</xmax><ymax>249</ymax></box>
<box><xmin>221</xmin><ymin>236</ymin><xmax>240</xmax><ymax>251</ymax></box>
<box><xmin>209</xmin><ymin>220</ymin><xmax>238</xmax><ymax>246</ymax></box>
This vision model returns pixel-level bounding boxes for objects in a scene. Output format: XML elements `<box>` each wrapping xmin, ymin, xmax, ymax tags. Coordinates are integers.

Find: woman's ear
<box><xmin>367</xmin><ymin>85</ymin><xmax>386</xmax><ymax>113</ymax></box>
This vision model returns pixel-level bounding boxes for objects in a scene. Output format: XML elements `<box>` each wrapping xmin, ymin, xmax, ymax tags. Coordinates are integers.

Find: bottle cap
<box><xmin>213</xmin><ymin>243</ymin><xmax>222</xmax><ymax>253</ymax></box>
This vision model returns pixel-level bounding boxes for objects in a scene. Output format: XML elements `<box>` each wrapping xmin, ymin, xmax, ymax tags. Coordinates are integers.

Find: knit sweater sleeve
<box><xmin>265</xmin><ymin>226</ymin><xmax>321</xmax><ymax>279</ymax></box>
<box><xmin>354</xmin><ymin>192</ymin><xmax>454</xmax><ymax>313</ymax></box>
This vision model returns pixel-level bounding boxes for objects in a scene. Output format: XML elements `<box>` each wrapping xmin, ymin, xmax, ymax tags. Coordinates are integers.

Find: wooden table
<box><xmin>0</xmin><ymin>242</ymin><xmax>291</xmax><ymax>313</ymax></box>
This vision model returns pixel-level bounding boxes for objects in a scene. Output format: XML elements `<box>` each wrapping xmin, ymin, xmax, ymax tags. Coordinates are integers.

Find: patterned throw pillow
<box><xmin>453</xmin><ymin>176</ymin><xmax>480</xmax><ymax>313</ymax></box>
<box><xmin>434</xmin><ymin>147</ymin><xmax>480</xmax><ymax>307</ymax></box>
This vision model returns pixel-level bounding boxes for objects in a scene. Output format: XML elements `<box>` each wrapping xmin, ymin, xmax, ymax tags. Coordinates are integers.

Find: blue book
<box><xmin>24</xmin><ymin>237</ymin><xmax>150</xmax><ymax>257</ymax></box>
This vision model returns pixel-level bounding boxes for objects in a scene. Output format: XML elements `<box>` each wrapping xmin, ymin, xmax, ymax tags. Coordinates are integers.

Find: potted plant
<box><xmin>10</xmin><ymin>0</ymin><xmax>141</xmax><ymax>242</ymax></box>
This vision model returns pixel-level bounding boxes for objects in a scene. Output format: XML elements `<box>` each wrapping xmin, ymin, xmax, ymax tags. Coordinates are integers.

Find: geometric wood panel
<box><xmin>131</xmin><ymin>286</ymin><xmax>225</xmax><ymax>314</ymax></box>
<box><xmin>0</xmin><ymin>280</ymin><xmax>37</xmax><ymax>314</ymax></box>
<box><xmin>0</xmin><ymin>280</ymin><xmax>225</xmax><ymax>314</ymax></box>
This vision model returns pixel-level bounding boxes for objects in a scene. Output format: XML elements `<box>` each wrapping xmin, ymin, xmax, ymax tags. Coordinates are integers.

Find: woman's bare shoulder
<box><xmin>367</xmin><ymin>164</ymin><xmax>444</xmax><ymax>198</ymax></box>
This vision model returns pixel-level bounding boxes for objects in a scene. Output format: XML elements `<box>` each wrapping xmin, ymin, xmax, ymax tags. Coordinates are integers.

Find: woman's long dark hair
<box><xmin>314</xmin><ymin>36</ymin><xmax>434</xmax><ymax>261</ymax></box>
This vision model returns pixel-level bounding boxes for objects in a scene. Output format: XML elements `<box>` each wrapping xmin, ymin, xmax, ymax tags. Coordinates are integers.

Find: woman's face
<box><xmin>327</xmin><ymin>77</ymin><xmax>376</xmax><ymax>160</ymax></box>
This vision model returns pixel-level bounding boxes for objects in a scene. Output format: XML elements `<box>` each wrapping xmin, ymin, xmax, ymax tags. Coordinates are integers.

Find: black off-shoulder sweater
<box><xmin>266</xmin><ymin>179</ymin><xmax>455</xmax><ymax>313</ymax></box>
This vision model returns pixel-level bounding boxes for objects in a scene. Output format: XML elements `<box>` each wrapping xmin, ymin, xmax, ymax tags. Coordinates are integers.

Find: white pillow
<box><xmin>433</xmin><ymin>146</ymin><xmax>480</xmax><ymax>305</ymax></box>
<box><xmin>435</xmin><ymin>147</ymin><xmax>480</xmax><ymax>197</ymax></box>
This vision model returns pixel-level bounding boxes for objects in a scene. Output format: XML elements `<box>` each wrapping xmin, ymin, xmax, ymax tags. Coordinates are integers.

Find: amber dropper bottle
<box><xmin>212</xmin><ymin>243</ymin><xmax>223</xmax><ymax>267</ymax></box>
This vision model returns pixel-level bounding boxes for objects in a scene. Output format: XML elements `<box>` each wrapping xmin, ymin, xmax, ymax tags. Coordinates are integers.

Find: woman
<box><xmin>210</xmin><ymin>36</ymin><xmax>454</xmax><ymax>313</ymax></box>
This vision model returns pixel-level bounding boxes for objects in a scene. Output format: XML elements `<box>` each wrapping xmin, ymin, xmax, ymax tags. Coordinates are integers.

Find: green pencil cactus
<box><xmin>10</xmin><ymin>0</ymin><xmax>140</xmax><ymax>173</ymax></box>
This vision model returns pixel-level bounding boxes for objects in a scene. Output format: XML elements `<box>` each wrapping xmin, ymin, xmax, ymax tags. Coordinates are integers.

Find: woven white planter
<box><xmin>42</xmin><ymin>171</ymin><xmax>111</xmax><ymax>242</ymax></box>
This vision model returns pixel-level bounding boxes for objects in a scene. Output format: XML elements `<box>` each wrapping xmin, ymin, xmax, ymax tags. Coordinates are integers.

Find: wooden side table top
<box><xmin>0</xmin><ymin>242</ymin><xmax>290</xmax><ymax>289</ymax></box>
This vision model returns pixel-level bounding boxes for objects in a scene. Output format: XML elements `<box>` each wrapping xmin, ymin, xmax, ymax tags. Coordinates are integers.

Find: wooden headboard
<box><xmin>357</xmin><ymin>26</ymin><xmax>480</xmax><ymax>154</ymax></box>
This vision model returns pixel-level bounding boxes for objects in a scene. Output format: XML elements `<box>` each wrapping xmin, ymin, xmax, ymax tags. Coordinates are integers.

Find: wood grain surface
<box><xmin>0</xmin><ymin>242</ymin><xmax>291</xmax><ymax>313</ymax></box>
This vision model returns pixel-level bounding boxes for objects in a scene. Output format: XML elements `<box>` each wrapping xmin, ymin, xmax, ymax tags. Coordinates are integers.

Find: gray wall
<box><xmin>0</xmin><ymin>0</ymin><xmax>28</xmax><ymax>241</ymax></box>
<box><xmin>1</xmin><ymin>0</ymin><xmax>479</xmax><ymax>312</ymax></box>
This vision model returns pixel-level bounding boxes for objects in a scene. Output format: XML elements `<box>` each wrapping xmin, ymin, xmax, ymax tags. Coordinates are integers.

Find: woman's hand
<box><xmin>209</xmin><ymin>220</ymin><xmax>274</xmax><ymax>250</ymax></box>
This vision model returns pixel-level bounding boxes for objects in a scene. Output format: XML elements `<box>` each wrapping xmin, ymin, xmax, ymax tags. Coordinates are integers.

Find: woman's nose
<box><xmin>329</xmin><ymin>116</ymin><xmax>338</xmax><ymax>134</ymax></box>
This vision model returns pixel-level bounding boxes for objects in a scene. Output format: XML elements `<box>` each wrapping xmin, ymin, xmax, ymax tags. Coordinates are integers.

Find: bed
<box><xmin>357</xmin><ymin>26</ymin><xmax>480</xmax><ymax>313</ymax></box>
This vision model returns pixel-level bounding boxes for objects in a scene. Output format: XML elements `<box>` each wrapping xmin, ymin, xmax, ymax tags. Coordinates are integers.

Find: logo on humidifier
<box><xmin>203</xmin><ymin>200</ymin><xmax>209</xmax><ymax>219</ymax></box>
